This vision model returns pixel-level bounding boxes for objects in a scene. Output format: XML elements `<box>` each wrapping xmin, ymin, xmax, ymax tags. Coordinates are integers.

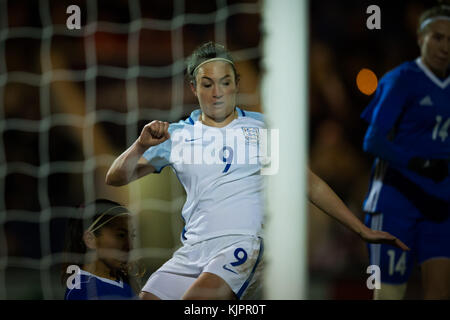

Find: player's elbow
<box><xmin>105</xmin><ymin>173</ymin><xmax>118</xmax><ymax>186</ymax></box>
<box><xmin>363</xmin><ymin>126</ymin><xmax>383</xmax><ymax>155</ymax></box>
<box><xmin>362</xmin><ymin>137</ymin><xmax>374</xmax><ymax>154</ymax></box>
<box><xmin>105</xmin><ymin>169</ymin><xmax>128</xmax><ymax>186</ymax></box>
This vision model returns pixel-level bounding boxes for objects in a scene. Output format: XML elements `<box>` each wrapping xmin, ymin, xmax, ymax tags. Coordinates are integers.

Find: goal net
<box><xmin>0</xmin><ymin>0</ymin><xmax>306</xmax><ymax>299</ymax></box>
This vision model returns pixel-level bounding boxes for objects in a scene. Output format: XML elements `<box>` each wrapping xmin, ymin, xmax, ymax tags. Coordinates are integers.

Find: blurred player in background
<box><xmin>106</xmin><ymin>42</ymin><xmax>408</xmax><ymax>300</ymax></box>
<box><xmin>361</xmin><ymin>1</ymin><xmax>450</xmax><ymax>299</ymax></box>
<box><xmin>61</xmin><ymin>199</ymin><xmax>139</xmax><ymax>300</ymax></box>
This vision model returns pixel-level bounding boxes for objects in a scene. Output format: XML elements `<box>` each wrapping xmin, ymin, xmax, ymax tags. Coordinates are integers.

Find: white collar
<box><xmin>79</xmin><ymin>269</ymin><xmax>124</xmax><ymax>288</ymax></box>
<box><xmin>415</xmin><ymin>57</ymin><xmax>450</xmax><ymax>89</ymax></box>
<box><xmin>190</xmin><ymin>107</ymin><xmax>245</xmax><ymax>122</ymax></box>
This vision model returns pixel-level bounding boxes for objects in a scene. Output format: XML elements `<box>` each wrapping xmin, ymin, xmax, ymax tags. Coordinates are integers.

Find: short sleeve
<box><xmin>141</xmin><ymin>123</ymin><xmax>190</xmax><ymax>173</ymax></box>
<box><xmin>241</xmin><ymin>109</ymin><xmax>266</xmax><ymax>125</ymax></box>
<box><xmin>142</xmin><ymin>138</ymin><xmax>172</xmax><ymax>173</ymax></box>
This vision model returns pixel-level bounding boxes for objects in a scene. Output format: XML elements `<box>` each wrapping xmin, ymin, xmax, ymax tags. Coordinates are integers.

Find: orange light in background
<box><xmin>356</xmin><ymin>68</ymin><xmax>378</xmax><ymax>95</ymax></box>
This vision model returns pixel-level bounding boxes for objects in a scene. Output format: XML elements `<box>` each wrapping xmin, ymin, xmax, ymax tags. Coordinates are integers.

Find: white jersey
<box><xmin>142</xmin><ymin>107</ymin><xmax>266</xmax><ymax>244</ymax></box>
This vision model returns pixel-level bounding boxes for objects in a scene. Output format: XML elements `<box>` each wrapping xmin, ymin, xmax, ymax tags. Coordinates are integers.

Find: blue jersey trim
<box><xmin>181</xmin><ymin>227</ymin><xmax>187</xmax><ymax>241</ymax></box>
<box><xmin>153</xmin><ymin>164</ymin><xmax>170</xmax><ymax>174</ymax></box>
<box><xmin>64</xmin><ymin>272</ymin><xmax>135</xmax><ymax>300</ymax></box>
<box><xmin>170</xmin><ymin>169</ymin><xmax>188</xmax><ymax>242</ymax></box>
<box><xmin>236</xmin><ymin>238</ymin><xmax>264</xmax><ymax>299</ymax></box>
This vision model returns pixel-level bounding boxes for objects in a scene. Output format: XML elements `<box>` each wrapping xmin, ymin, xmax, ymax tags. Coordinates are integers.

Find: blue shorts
<box><xmin>364</xmin><ymin>184</ymin><xmax>450</xmax><ymax>285</ymax></box>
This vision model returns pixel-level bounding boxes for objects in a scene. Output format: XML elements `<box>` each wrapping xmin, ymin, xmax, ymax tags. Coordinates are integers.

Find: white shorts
<box><xmin>141</xmin><ymin>235</ymin><xmax>264</xmax><ymax>300</ymax></box>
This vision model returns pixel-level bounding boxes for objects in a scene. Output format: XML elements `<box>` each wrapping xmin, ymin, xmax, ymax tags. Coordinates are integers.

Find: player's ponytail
<box><xmin>417</xmin><ymin>0</ymin><xmax>450</xmax><ymax>35</ymax></box>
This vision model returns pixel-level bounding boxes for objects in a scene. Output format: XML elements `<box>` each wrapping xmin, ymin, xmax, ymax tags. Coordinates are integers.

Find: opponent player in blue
<box><xmin>361</xmin><ymin>2</ymin><xmax>450</xmax><ymax>300</ymax></box>
<box><xmin>62</xmin><ymin>199</ymin><xmax>137</xmax><ymax>300</ymax></box>
<box><xmin>107</xmin><ymin>42</ymin><xmax>408</xmax><ymax>300</ymax></box>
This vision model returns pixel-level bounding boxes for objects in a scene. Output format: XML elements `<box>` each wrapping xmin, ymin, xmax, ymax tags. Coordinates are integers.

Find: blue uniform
<box><xmin>361</xmin><ymin>58</ymin><xmax>450</xmax><ymax>284</ymax></box>
<box><xmin>64</xmin><ymin>270</ymin><xmax>136</xmax><ymax>300</ymax></box>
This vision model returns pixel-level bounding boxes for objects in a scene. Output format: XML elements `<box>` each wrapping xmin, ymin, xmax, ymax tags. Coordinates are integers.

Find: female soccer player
<box><xmin>106</xmin><ymin>42</ymin><xmax>408</xmax><ymax>300</ymax></box>
<box><xmin>62</xmin><ymin>199</ymin><xmax>138</xmax><ymax>300</ymax></box>
<box><xmin>361</xmin><ymin>2</ymin><xmax>450</xmax><ymax>299</ymax></box>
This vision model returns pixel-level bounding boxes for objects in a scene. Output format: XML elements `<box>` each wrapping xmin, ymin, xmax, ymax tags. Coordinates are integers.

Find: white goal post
<box><xmin>262</xmin><ymin>0</ymin><xmax>309</xmax><ymax>299</ymax></box>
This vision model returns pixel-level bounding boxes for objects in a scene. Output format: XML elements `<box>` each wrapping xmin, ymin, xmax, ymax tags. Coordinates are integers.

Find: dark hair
<box><xmin>417</xmin><ymin>0</ymin><xmax>450</xmax><ymax>35</ymax></box>
<box><xmin>60</xmin><ymin>199</ymin><xmax>134</xmax><ymax>286</ymax></box>
<box><xmin>185</xmin><ymin>41</ymin><xmax>239</xmax><ymax>85</ymax></box>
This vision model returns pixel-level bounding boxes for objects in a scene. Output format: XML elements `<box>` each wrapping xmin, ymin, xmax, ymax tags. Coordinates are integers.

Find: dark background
<box><xmin>0</xmin><ymin>0</ymin><xmax>437</xmax><ymax>299</ymax></box>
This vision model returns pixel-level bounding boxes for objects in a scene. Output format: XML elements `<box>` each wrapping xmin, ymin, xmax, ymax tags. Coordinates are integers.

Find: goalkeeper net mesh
<box><xmin>0</xmin><ymin>0</ymin><xmax>262</xmax><ymax>299</ymax></box>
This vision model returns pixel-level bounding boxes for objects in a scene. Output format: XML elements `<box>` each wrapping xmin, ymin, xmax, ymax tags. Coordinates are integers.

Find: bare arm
<box><xmin>308</xmin><ymin>169</ymin><xmax>365</xmax><ymax>234</ymax></box>
<box><xmin>105</xmin><ymin>141</ymin><xmax>155</xmax><ymax>186</ymax></box>
<box><xmin>307</xmin><ymin>169</ymin><xmax>409</xmax><ymax>251</ymax></box>
<box><xmin>105</xmin><ymin>121</ymin><xmax>170</xmax><ymax>186</ymax></box>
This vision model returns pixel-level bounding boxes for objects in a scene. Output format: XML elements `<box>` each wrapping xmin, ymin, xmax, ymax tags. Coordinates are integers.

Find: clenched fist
<box><xmin>137</xmin><ymin>120</ymin><xmax>170</xmax><ymax>149</ymax></box>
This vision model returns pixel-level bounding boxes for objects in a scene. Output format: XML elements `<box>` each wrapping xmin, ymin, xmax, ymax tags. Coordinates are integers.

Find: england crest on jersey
<box><xmin>242</xmin><ymin>127</ymin><xmax>260</xmax><ymax>144</ymax></box>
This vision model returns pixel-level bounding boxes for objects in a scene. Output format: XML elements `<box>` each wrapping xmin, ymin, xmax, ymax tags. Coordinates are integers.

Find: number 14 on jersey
<box><xmin>432</xmin><ymin>115</ymin><xmax>450</xmax><ymax>142</ymax></box>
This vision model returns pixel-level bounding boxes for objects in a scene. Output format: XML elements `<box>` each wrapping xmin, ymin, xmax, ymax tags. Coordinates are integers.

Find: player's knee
<box><xmin>423</xmin><ymin>283</ymin><xmax>450</xmax><ymax>300</ymax></box>
<box><xmin>182</xmin><ymin>285</ymin><xmax>236</xmax><ymax>300</ymax></box>
<box><xmin>182</xmin><ymin>273</ymin><xmax>236</xmax><ymax>300</ymax></box>
<box><xmin>139</xmin><ymin>291</ymin><xmax>161</xmax><ymax>300</ymax></box>
<box><xmin>421</xmin><ymin>259</ymin><xmax>450</xmax><ymax>299</ymax></box>
<box><xmin>423</xmin><ymin>289</ymin><xmax>450</xmax><ymax>300</ymax></box>
<box><xmin>373</xmin><ymin>283</ymin><xmax>407</xmax><ymax>300</ymax></box>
